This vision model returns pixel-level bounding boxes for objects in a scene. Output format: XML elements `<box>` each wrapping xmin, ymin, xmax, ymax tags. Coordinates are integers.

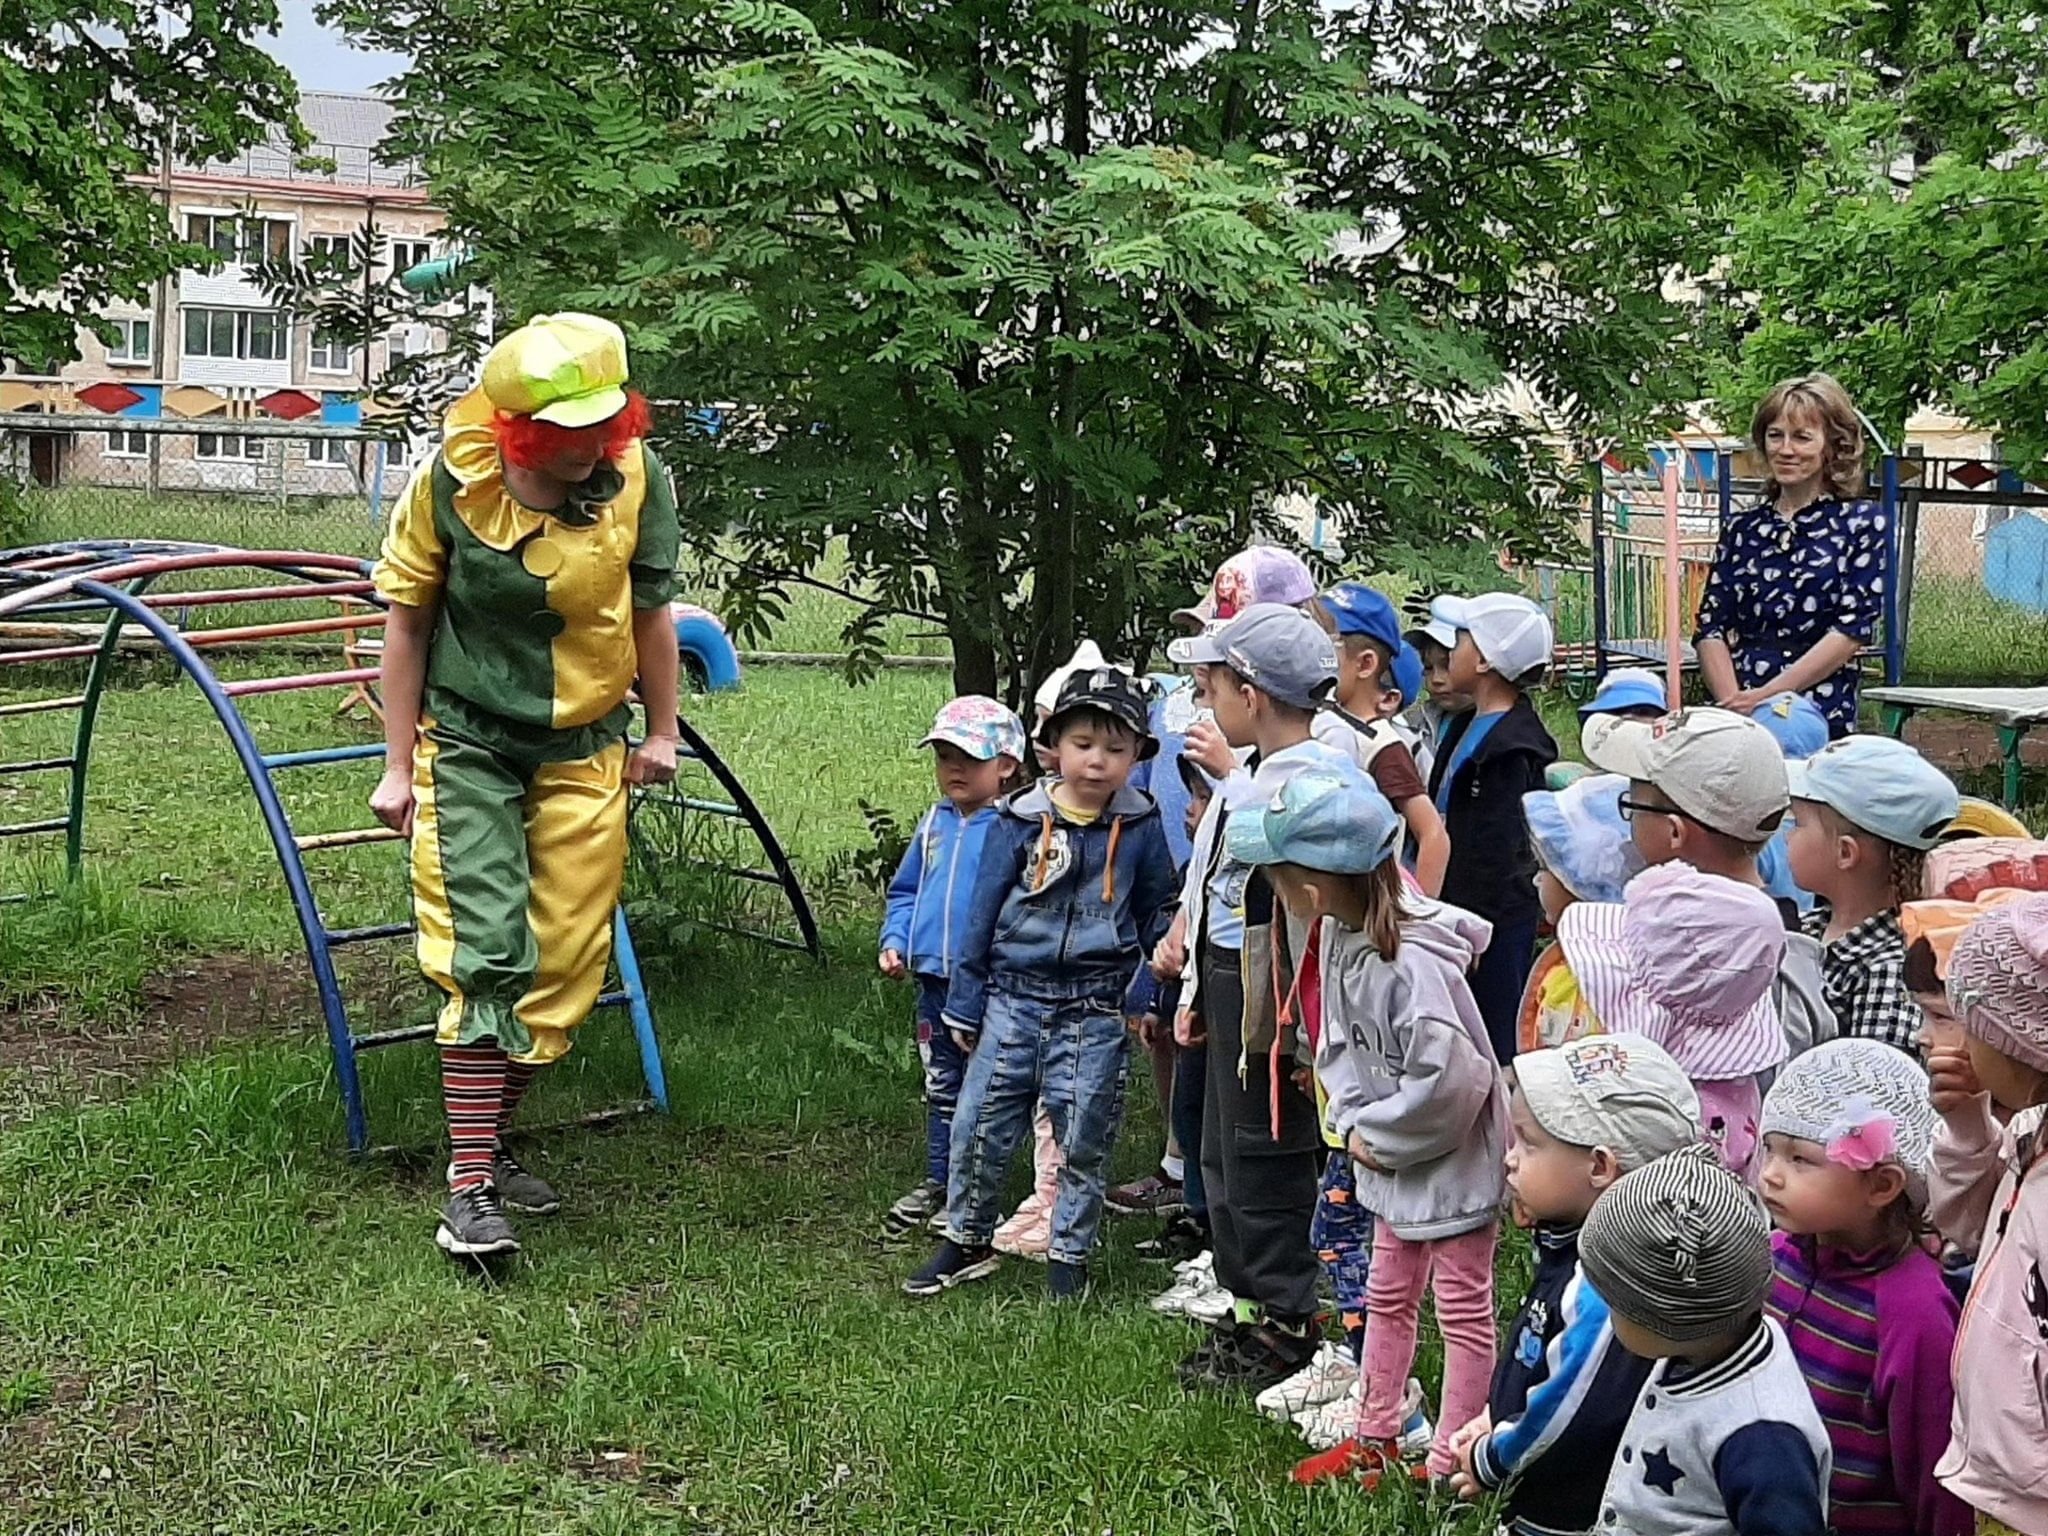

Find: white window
<box><xmin>384</xmin><ymin>437</ymin><xmax>411</xmax><ymax>469</ymax></box>
<box><xmin>304</xmin><ymin>233</ymin><xmax>353</xmax><ymax>271</ymax></box>
<box><xmin>185</xmin><ymin>213</ymin><xmax>293</xmax><ymax>264</ymax></box>
<box><xmin>308</xmin><ymin>328</ymin><xmax>354</xmax><ymax>374</ymax></box>
<box><xmin>104</xmin><ymin>430</ymin><xmax>147</xmax><ymax>457</ymax></box>
<box><xmin>307</xmin><ymin>438</ymin><xmax>350</xmax><ymax>466</ymax></box>
<box><xmin>196</xmin><ymin>433</ymin><xmax>265</xmax><ymax>462</ymax></box>
<box><xmin>388</xmin><ymin>239</ymin><xmax>434</xmax><ymax>281</ymax></box>
<box><xmin>182</xmin><ymin>307</ymin><xmax>289</xmax><ymax>362</ymax></box>
<box><xmin>104</xmin><ymin>316</ymin><xmax>152</xmax><ymax>365</ymax></box>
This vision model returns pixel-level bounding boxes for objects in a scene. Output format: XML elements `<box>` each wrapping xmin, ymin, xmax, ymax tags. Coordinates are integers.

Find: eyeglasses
<box><xmin>1616</xmin><ymin>794</ymin><xmax>1706</xmax><ymax>828</ymax></box>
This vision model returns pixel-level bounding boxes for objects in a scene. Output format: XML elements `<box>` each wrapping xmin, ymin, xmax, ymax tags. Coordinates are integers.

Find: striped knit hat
<box><xmin>1579</xmin><ymin>1143</ymin><xmax>1774</xmax><ymax>1344</ymax></box>
<box><xmin>1760</xmin><ymin>1039</ymin><xmax>1938</xmax><ymax>1210</ymax></box>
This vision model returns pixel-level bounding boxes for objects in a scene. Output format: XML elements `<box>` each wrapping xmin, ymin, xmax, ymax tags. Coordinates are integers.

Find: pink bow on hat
<box><xmin>1822</xmin><ymin>1098</ymin><xmax>1898</xmax><ymax>1171</ymax></box>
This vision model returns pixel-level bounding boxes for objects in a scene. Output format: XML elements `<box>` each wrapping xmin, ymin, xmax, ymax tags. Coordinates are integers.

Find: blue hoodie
<box><xmin>880</xmin><ymin>800</ymin><xmax>1003</xmax><ymax>979</ymax></box>
<box><xmin>942</xmin><ymin>780</ymin><xmax>1178</xmax><ymax>1036</ymax></box>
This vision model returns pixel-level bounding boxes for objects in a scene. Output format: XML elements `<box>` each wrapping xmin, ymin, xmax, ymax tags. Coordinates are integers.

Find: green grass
<box><xmin>0</xmin><ymin>657</ymin><xmax>1504</xmax><ymax>1536</ymax></box>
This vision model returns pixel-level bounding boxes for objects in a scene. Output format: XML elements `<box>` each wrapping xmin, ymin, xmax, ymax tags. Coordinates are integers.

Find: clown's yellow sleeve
<box><xmin>372</xmin><ymin>462</ymin><xmax>448</xmax><ymax>608</ymax></box>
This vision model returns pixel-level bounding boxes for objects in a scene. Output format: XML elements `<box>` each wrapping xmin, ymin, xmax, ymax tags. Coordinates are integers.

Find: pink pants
<box><xmin>1357</xmin><ymin>1221</ymin><xmax>1498</xmax><ymax>1477</ymax></box>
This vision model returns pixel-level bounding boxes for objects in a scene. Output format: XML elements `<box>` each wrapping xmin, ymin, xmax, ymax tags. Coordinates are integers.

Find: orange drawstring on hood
<box><xmin>1102</xmin><ymin>815</ymin><xmax>1123</xmax><ymax>903</ymax></box>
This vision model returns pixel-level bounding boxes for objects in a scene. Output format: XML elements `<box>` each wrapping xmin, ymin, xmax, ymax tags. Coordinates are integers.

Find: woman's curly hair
<box><xmin>1751</xmin><ymin>373</ymin><xmax>1865</xmax><ymax>502</ymax></box>
<box><xmin>492</xmin><ymin>390</ymin><xmax>652</xmax><ymax>472</ymax></box>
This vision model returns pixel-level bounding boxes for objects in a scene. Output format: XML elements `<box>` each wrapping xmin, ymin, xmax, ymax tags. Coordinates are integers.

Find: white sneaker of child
<box><xmin>1293</xmin><ymin>1376</ymin><xmax>1433</xmax><ymax>1454</ymax></box>
<box><xmin>991</xmin><ymin>1191</ymin><xmax>1052</xmax><ymax>1261</ymax></box>
<box><xmin>1256</xmin><ymin>1340</ymin><xmax>1358</xmax><ymax>1421</ymax></box>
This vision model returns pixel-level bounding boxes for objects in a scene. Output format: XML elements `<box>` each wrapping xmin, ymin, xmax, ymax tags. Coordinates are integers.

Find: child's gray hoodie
<box><xmin>1316</xmin><ymin>897</ymin><xmax>1508</xmax><ymax>1241</ymax></box>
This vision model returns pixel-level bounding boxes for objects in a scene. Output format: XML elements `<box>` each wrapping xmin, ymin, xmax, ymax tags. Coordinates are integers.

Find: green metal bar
<box><xmin>2000</xmin><ymin>725</ymin><xmax>2024</xmax><ymax>810</ymax></box>
<box><xmin>1882</xmin><ymin>704</ymin><xmax>1911</xmax><ymax>740</ymax></box>
<box><xmin>67</xmin><ymin>574</ymin><xmax>155</xmax><ymax>874</ymax></box>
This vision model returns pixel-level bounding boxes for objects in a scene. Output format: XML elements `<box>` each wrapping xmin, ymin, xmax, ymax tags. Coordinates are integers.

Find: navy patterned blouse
<box><xmin>1692</xmin><ymin>497</ymin><xmax>1888</xmax><ymax>739</ymax></box>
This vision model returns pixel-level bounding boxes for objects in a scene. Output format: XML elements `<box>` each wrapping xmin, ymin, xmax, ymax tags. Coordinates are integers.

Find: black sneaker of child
<box><xmin>1175</xmin><ymin>1322</ymin><xmax>1246</xmax><ymax>1387</ymax></box>
<box><xmin>1135</xmin><ymin>1213</ymin><xmax>1209</xmax><ymax>1263</ymax></box>
<box><xmin>1106</xmin><ymin>1170</ymin><xmax>1187</xmax><ymax>1219</ymax></box>
<box><xmin>902</xmin><ymin>1239</ymin><xmax>1000</xmax><ymax>1298</ymax></box>
<box><xmin>883</xmin><ymin>1178</ymin><xmax>947</xmax><ymax>1240</ymax></box>
<box><xmin>492</xmin><ymin>1147</ymin><xmax>561</xmax><ymax>1215</ymax></box>
<box><xmin>1048</xmin><ymin>1260</ymin><xmax>1088</xmax><ymax>1301</ymax></box>
<box><xmin>435</xmin><ymin>1187</ymin><xmax>520</xmax><ymax>1258</ymax></box>
<box><xmin>1183</xmin><ymin>1320</ymin><xmax>1319</xmax><ymax>1394</ymax></box>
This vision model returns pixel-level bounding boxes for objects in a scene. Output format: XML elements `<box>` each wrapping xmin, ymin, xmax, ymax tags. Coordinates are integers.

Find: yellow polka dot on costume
<box><xmin>522</xmin><ymin>538</ymin><xmax>565</xmax><ymax>579</ymax></box>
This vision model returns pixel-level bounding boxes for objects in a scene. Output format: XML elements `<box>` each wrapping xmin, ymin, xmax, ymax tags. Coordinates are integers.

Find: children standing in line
<box><xmin>1784</xmin><ymin>736</ymin><xmax>1962</xmax><ymax>1053</ymax></box>
<box><xmin>1228</xmin><ymin>764</ymin><xmax>1508</xmax><ymax>1491</ymax></box>
<box><xmin>1426</xmin><ymin>592</ymin><xmax>1558</xmax><ymax>1064</ymax></box>
<box><xmin>1757</xmin><ymin>1040</ymin><xmax>1970</xmax><ymax>1536</ymax></box>
<box><xmin>1925</xmin><ymin>893</ymin><xmax>2048</xmax><ymax>1536</ymax></box>
<box><xmin>1579</xmin><ymin>1143</ymin><xmax>1833</xmax><ymax>1536</ymax></box>
<box><xmin>1450</xmin><ymin>1033</ymin><xmax>1703</xmax><ymax>1535</ymax></box>
<box><xmin>1516</xmin><ymin>773</ymin><xmax>1646</xmax><ymax>1054</ymax></box>
<box><xmin>1309</xmin><ymin>582</ymin><xmax>1451</xmax><ymax>896</ymax></box>
<box><xmin>903</xmin><ymin>667</ymin><xmax>1177</xmax><ymax>1300</ymax></box>
<box><xmin>879</xmin><ymin>696</ymin><xmax>1027</xmax><ymax>1238</ymax></box>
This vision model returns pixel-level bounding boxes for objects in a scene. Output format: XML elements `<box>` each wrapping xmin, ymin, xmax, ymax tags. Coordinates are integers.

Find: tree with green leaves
<box><xmin>1707</xmin><ymin>1</ymin><xmax>2048</xmax><ymax>469</ymax></box>
<box><xmin>329</xmin><ymin>0</ymin><xmax>1821</xmax><ymax>700</ymax></box>
<box><xmin>1</xmin><ymin>2</ymin><xmax>296</xmax><ymax>370</ymax></box>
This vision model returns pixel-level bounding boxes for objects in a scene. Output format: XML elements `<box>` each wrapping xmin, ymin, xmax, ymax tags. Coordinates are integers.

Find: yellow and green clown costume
<box><xmin>372</xmin><ymin>321</ymin><xmax>679</xmax><ymax>1067</ymax></box>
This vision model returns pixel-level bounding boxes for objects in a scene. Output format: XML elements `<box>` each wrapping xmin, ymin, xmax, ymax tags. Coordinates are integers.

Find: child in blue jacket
<box><xmin>879</xmin><ymin>696</ymin><xmax>1026</xmax><ymax>1238</ymax></box>
<box><xmin>904</xmin><ymin>667</ymin><xmax>1178</xmax><ymax>1300</ymax></box>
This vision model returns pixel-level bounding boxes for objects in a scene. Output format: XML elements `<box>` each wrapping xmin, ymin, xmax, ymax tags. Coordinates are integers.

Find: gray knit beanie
<box><xmin>1579</xmin><ymin>1143</ymin><xmax>1774</xmax><ymax>1343</ymax></box>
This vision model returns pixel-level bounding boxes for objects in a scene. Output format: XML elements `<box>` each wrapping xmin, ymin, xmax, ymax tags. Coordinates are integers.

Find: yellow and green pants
<box><xmin>409</xmin><ymin>722</ymin><xmax>629</xmax><ymax>1066</ymax></box>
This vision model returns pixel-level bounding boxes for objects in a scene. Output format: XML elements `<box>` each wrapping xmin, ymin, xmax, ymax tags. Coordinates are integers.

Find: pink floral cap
<box><xmin>920</xmin><ymin>695</ymin><xmax>1027</xmax><ymax>763</ymax></box>
<box><xmin>1173</xmin><ymin>547</ymin><xmax>1317</xmax><ymax>630</ymax></box>
<box><xmin>1557</xmin><ymin>862</ymin><xmax>1788</xmax><ymax>1081</ymax></box>
<box><xmin>1761</xmin><ymin>1039</ymin><xmax>1937</xmax><ymax>1208</ymax></box>
<box><xmin>1947</xmin><ymin>891</ymin><xmax>2048</xmax><ymax>1075</ymax></box>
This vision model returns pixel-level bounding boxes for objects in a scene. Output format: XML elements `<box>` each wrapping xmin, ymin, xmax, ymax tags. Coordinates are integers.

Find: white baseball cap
<box><xmin>1437</xmin><ymin>593</ymin><xmax>1553</xmax><ymax>683</ymax></box>
<box><xmin>1583</xmin><ymin>706</ymin><xmax>1790</xmax><ymax>844</ymax></box>
<box><xmin>1513</xmin><ymin>1033</ymin><xmax>1702</xmax><ymax>1172</ymax></box>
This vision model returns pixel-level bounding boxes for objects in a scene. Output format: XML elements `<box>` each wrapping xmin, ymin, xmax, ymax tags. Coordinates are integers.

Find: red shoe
<box><xmin>1290</xmin><ymin>1435</ymin><xmax>1427</xmax><ymax>1490</ymax></box>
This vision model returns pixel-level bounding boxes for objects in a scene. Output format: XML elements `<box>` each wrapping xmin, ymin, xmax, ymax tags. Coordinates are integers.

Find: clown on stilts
<box><xmin>369</xmin><ymin>313</ymin><xmax>681</xmax><ymax>1258</ymax></box>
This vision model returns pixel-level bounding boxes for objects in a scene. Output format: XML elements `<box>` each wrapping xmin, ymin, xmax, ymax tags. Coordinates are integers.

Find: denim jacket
<box><xmin>880</xmin><ymin>800</ymin><xmax>1001</xmax><ymax>978</ymax></box>
<box><xmin>942</xmin><ymin>781</ymin><xmax>1178</xmax><ymax>1036</ymax></box>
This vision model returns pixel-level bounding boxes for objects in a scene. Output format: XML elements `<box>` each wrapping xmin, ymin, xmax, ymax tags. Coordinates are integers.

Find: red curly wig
<box><xmin>493</xmin><ymin>390</ymin><xmax>652</xmax><ymax>472</ymax></box>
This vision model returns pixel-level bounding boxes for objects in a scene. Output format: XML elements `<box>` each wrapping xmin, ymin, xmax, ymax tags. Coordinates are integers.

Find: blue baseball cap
<box><xmin>1579</xmin><ymin>667</ymin><xmax>1668</xmax><ymax>719</ymax></box>
<box><xmin>1317</xmin><ymin>583</ymin><xmax>1403</xmax><ymax>652</ymax></box>
<box><xmin>1223</xmin><ymin>761</ymin><xmax>1401</xmax><ymax>874</ymax></box>
<box><xmin>1750</xmin><ymin>691</ymin><xmax>1830</xmax><ymax>761</ymax></box>
<box><xmin>1785</xmin><ymin>735</ymin><xmax>1961</xmax><ymax>851</ymax></box>
<box><xmin>1389</xmin><ymin>642</ymin><xmax>1424</xmax><ymax>709</ymax></box>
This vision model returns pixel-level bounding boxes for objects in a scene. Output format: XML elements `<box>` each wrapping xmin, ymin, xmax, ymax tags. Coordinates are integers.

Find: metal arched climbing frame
<box><xmin>0</xmin><ymin>540</ymin><xmax>820</xmax><ymax>1152</ymax></box>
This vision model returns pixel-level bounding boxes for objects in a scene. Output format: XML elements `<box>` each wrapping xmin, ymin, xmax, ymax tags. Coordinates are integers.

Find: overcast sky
<box><xmin>263</xmin><ymin>0</ymin><xmax>407</xmax><ymax>93</ymax></box>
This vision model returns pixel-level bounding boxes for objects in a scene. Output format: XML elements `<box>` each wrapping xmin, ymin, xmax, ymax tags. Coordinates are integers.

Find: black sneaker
<box><xmin>435</xmin><ymin>1186</ymin><xmax>519</xmax><ymax>1258</ymax></box>
<box><xmin>1185</xmin><ymin>1320</ymin><xmax>1319</xmax><ymax>1394</ymax></box>
<box><xmin>883</xmin><ymin>1178</ymin><xmax>946</xmax><ymax>1240</ymax></box>
<box><xmin>492</xmin><ymin>1147</ymin><xmax>561</xmax><ymax>1215</ymax></box>
<box><xmin>1106</xmin><ymin>1170</ymin><xmax>1187</xmax><ymax>1219</ymax></box>
<box><xmin>1048</xmin><ymin>1260</ymin><xmax>1087</xmax><ymax>1301</ymax></box>
<box><xmin>1175</xmin><ymin>1322</ymin><xmax>1245</xmax><ymax>1387</ymax></box>
<box><xmin>1135</xmin><ymin>1213</ymin><xmax>1210</xmax><ymax>1264</ymax></box>
<box><xmin>902</xmin><ymin>1240</ymin><xmax>1000</xmax><ymax>1298</ymax></box>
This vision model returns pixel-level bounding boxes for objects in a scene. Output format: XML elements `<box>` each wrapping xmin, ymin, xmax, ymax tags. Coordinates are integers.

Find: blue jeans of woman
<box><xmin>944</xmin><ymin>980</ymin><xmax>1131</xmax><ymax>1268</ymax></box>
<box><xmin>914</xmin><ymin>974</ymin><xmax>968</xmax><ymax>1186</ymax></box>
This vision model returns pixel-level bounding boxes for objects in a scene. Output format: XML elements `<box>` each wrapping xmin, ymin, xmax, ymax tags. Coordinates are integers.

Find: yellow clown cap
<box><xmin>481</xmin><ymin>312</ymin><xmax>630</xmax><ymax>427</ymax></box>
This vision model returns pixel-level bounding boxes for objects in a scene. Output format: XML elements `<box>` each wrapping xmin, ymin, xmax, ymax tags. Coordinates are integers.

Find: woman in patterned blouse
<box><xmin>1693</xmin><ymin>373</ymin><xmax>1887</xmax><ymax>740</ymax></box>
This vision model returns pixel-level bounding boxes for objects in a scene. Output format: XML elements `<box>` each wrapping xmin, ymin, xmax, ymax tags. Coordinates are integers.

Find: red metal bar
<box><xmin>293</xmin><ymin>825</ymin><xmax>403</xmax><ymax>851</ymax></box>
<box><xmin>0</xmin><ymin>610</ymin><xmax>386</xmax><ymax>665</ymax></box>
<box><xmin>221</xmin><ymin>667</ymin><xmax>380</xmax><ymax>699</ymax></box>
<box><xmin>0</xmin><ymin>551</ymin><xmax>370</xmax><ymax>621</ymax></box>
<box><xmin>0</xmin><ymin>693</ymin><xmax>85</xmax><ymax>718</ymax></box>
<box><xmin>134</xmin><ymin>579</ymin><xmax>377</xmax><ymax>611</ymax></box>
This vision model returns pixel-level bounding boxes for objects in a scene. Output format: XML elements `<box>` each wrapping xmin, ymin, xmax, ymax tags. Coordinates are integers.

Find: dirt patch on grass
<box><xmin>0</xmin><ymin>950</ymin><xmax>424</xmax><ymax>1124</ymax></box>
<box><xmin>1898</xmin><ymin>712</ymin><xmax>2048</xmax><ymax>775</ymax></box>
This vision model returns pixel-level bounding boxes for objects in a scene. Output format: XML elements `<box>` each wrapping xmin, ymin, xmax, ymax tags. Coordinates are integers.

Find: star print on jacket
<box><xmin>1643</xmin><ymin>1446</ymin><xmax>1685</xmax><ymax>1496</ymax></box>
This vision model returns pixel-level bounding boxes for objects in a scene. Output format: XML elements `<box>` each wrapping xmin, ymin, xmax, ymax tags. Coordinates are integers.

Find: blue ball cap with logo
<box><xmin>1317</xmin><ymin>583</ymin><xmax>1404</xmax><ymax>653</ymax></box>
<box><xmin>1223</xmin><ymin>761</ymin><xmax>1402</xmax><ymax>875</ymax></box>
<box><xmin>1785</xmin><ymin>735</ymin><xmax>1960</xmax><ymax>851</ymax></box>
<box><xmin>1579</xmin><ymin>667</ymin><xmax>1669</xmax><ymax>719</ymax></box>
<box><xmin>1390</xmin><ymin>641</ymin><xmax>1424</xmax><ymax>709</ymax></box>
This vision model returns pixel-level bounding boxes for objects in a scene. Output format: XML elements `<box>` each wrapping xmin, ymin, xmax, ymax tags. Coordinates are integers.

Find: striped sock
<box><xmin>441</xmin><ymin>1045</ymin><xmax>508</xmax><ymax>1194</ymax></box>
<box><xmin>498</xmin><ymin>1060</ymin><xmax>540</xmax><ymax>1138</ymax></box>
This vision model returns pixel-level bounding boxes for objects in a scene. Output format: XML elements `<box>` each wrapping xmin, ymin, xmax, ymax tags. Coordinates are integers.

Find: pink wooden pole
<box><xmin>1663</xmin><ymin>454</ymin><xmax>1683</xmax><ymax>710</ymax></box>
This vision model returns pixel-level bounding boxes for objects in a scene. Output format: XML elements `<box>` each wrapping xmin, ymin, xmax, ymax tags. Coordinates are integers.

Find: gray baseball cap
<box><xmin>1582</xmin><ymin>706</ymin><xmax>1790</xmax><ymax>843</ymax></box>
<box><xmin>1514</xmin><ymin>1033</ymin><xmax>1702</xmax><ymax>1173</ymax></box>
<box><xmin>1170</xmin><ymin>602</ymin><xmax>1338</xmax><ymax>710</ymax></box>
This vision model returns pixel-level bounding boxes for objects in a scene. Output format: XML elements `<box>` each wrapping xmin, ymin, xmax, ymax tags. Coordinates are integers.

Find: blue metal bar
<box><xmin>611</xmin><ymin>907</ymin><xmax>669</xmax><ymax>1112</ymax></box>
<box><xmin>66</xmin><ymin>578</ymin><xmax>368</xmax><ymax>1153</ymax></box>
<box><xmin>324</xmin><ymin>921</ymin><xmax>413</xmax><ymax>946</ymax></box>
<box><xmin>263</xmin><ymin>743</ymin><xmax>386</xmax><ymax>771</ymax></box>
<box><xmin>1881</xmin><ymin>454</ymin><xmax>1904</xmax><ymax>685</ymax></box>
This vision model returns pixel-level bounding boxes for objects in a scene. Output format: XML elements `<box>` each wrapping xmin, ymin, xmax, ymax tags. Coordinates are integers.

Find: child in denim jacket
<box><xmin>904</xmin><ymin>666</ymin><xmax>1178</xmax><ymax>1300</ymax></box>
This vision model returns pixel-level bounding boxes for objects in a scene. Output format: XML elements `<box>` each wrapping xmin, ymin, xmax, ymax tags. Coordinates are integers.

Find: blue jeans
<box><xmin>945</xmin><ymin>984</ymin><xmax>1131</xmax><ymax>1267</ymax></box>
<box><xmin>915</xmin><ymin>974</ymin><xmax>968</xmax><ymax>1186</ymax></box>
<box><xmin>1172</xmin><ymin>1040</ymin><xmax>1208</xmax><ymax>1222</ymax></box>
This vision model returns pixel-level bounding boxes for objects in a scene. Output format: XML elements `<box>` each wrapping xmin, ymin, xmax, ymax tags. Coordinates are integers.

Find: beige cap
<box><xmin>1582</xmin><ymin>707</ymin><xmax>1789</xmax><ymax>842</ymax></box>
<box><xmin>1514</xmin><ymin>1033</ymin><xmax>1703</xmax><ymax>1172</ymax></box>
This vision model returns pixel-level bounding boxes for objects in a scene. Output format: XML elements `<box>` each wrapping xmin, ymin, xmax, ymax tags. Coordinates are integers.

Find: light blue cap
<box><xmin>1750</xmin><ymin>691</ymin><xmax>1830</xmax><ymax>761</ymax></box>
<box><xmin>1521</xmin><ymin>772</ymin><xmax>1645</xmax><ymax>903</ymax></box>
<box><xmin>1784</xmin><ymin>735</ymin><xmax>1961</xmax><ymax>851</ymax></box>
<box><xmin>1579</xmin><ymin>667</ymin><xmax>1668</xmax><ymax>719</ymax></box>
<box><xmin>1223</xmin><ymin>761</ymin><xmax>1401</xmax><ymax>875</ymax></box>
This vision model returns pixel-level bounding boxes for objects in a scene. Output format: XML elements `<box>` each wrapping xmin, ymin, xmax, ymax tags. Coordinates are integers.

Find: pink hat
<box><xmin>1947</xmin><ymin>892</ymin><xmax>2048</xmax><ymax>1074</ymax></box>
<box><xmin>1558</xmin><ymin>863</ymin><xmax>1788</xmax><ymax>1081</ymax></box>
<box><xmin>1173</xmin><ymin>547</ymin><xmax>1317</xmax><ymax>630</ymax></box>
